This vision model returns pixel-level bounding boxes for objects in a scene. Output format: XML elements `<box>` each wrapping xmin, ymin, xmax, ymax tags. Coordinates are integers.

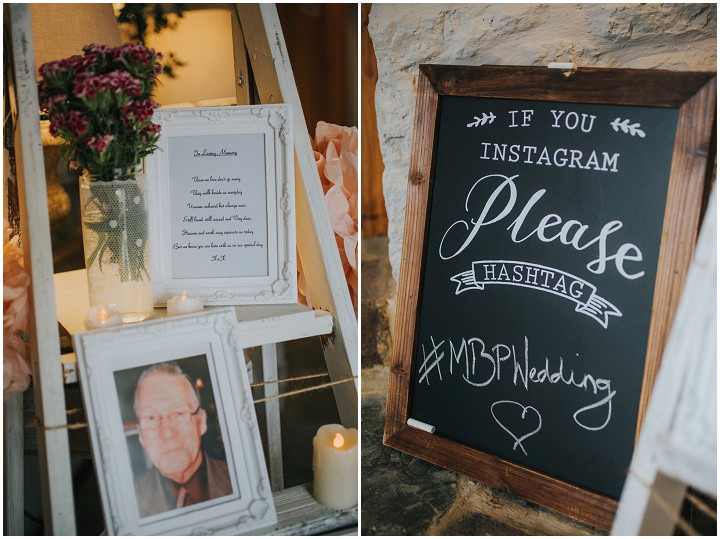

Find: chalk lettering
<box><xmin>480</xmin><ymin>143</ymin><xmax>618</xmax><ymax>172</ymax></box>
<box><xmin>508</xmin><ymin>109</ymin><xmax>535</xmax><ymax>128</ymax></box>
<box><xmin>550</xmin><ymin>110</ymin><xmax>597</xmax><ymax>133</ymax></box>
<box><xmin>439</xmin><ymin>173</ymin><xmax>645</xmax><ymax>280</ymax></box>
<box><xmin>418</xmin><ymin>335</ymin><xmax>616</xmax><ymax>432</ymax></box>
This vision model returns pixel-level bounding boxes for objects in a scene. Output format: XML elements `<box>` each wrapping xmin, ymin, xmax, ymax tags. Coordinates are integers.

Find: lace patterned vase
<box><xmin>79</xmin><ymin>168</ymin><xmax>153</xmax><ymax>323</ymax></box>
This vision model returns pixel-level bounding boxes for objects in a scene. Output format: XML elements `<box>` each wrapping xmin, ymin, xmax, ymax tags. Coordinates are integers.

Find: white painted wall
<box><xmin>368</xmin><ymin>3</ymin><xmax>717</xmax><ymax>280</ymax></box>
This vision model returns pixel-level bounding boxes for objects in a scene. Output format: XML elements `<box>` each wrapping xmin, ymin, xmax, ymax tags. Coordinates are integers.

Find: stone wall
<box><xmin>367</xmin><ymin>3</ymin><xmax>717</xmax><ymax>281</ymax></box>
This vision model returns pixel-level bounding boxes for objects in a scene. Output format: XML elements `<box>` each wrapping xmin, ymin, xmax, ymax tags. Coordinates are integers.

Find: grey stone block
<box><xmin>361</xmin><ymin>395</ymin><xmax>456</xmax><ymax>535</ymax></box>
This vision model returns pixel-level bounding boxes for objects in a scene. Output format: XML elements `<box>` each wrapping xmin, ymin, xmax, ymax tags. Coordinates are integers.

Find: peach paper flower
<box><xmin>3</xmin><ymin>225</ymin><xmax>31</xmax><ymax>400</ymax></box>
<box><xmin>300</xmin><ymin>122</ymin><xmax>358</xmax><ymax>315</ymax></box>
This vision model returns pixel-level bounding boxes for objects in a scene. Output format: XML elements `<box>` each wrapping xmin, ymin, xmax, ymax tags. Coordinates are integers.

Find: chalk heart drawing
<box><xmin>491</xmin><ymin>400</ymin><xmax>542</xmax><ymax>456</ymax></box>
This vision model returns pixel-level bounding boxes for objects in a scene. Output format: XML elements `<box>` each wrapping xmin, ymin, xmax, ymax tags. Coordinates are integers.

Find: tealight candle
<box><xmin>85</xmin><ymin>303</ymin><xmax>123</xmax><ymax>329</ymax></box>
<box><xmin>166</xmin><ymin>290</ymin><xmax>204</xmax><ymax>316</ymax></box>
<box><xmin>312</xmin><ymin>424</ymin><xmax>358</xmax><ymax>509</ymax></box>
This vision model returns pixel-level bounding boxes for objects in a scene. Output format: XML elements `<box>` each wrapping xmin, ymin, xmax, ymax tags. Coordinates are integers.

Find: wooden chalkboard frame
<box><xmin>384</xmin><ymin>65</ymin><xmax>716</xmax><ymax>530</ymax></box>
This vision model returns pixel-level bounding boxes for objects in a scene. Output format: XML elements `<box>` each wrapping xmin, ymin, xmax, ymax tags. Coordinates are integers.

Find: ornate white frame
<box><xmin>74</xmin><ymin>308</ymin><xmax>277</xmax><ymax>535</ymax></box>
<box><xmin>146</xmin><ymin>105</ymin><xmax>296</xmax><ymax>305</ymax></box>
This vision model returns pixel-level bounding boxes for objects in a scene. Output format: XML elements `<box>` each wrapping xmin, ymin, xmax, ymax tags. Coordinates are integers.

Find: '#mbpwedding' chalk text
<box><xmin>418</xmin><ymin>334</ymin><xmax>616</xmax><ymax>436</ymax></box>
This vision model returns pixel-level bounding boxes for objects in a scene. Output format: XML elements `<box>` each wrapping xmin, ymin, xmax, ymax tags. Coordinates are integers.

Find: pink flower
<box><xmin>145</xmin><ymin>122</ymin><xmax>161</xmax><ymax>134</ymax></box>
<box><xmin>38</xmin><ymin>56</ymin><xmax>79</xmax><ymax>80</ymax></box>
<box><xmin>3</xmin><ymin>225</ymin><xmax>31</xmax><ymax>400</ymax></box>
<box><xmin>38</xmin><ymin>59</ymin><xmax>65</xmax><ymax>78</ymax></box>
<box><xmin>67</xmin><ymin>110</ymin><xmax>90</xmax><ymax>136</ymax></box>
<box><xmin>42</xmin><ymin>93</ymin><xmax>68</xmax><ymax>111</ymax></box>
<box><xmin>4</xmin><ymin>335</ymin><xmax>31</xmax><ymax>400</ymax></box>
<box><xmin>48</xmin><ymin>116</ymin><xmax>61</xmax><ymax>138</ymax></box>
<box><xmin>36</xmin><ymin>41</ymin><xmax>162</xmax><ymax>177</ymax></box>
<box><xmin>82</xmin><ymin>43</ymin><xmax>113</xmax><ymax>56</ymax></box>
<box><xmin>108</xmin><ymin>70</ymin><xmax>143</xmax><ymax>95</ymax></box>
<box><xmin>49</xmin><ymin>110</ymin><xmax>90</xmax><ymax>139</ymax></box>
<box><xmin>73</xmin><ymin>71</ymin><xmax>142</xmax><ymax>99</ymax></box>
<box><xmin>113</xmin><ymin>42</ymin><xmax>162</xmax><ymax>71</ymax></box>
<box><xmin>68</xmin><ymin>53</ymin><xmax>98</xmax><ymax>72</ymax></box>
<box><xmin>121</xmin><ymin>99</ymin><xmax>160</xmax><ymax>124</ymax></box>
<box><xmin>139</xmin><ymin>122</ymin><xmax>161</xmax><ymax>145</ymax></box>
<box><xmin>301</xmin><ymin>122</ymin><xmax>358</xmax><ymax>315</ymax></box>
<box><xmin>4</xmin><ymin>234</ymin><xmax>29</xmax><ymax>335</ymax></box>
<box><xmin>85</xmin><ymin>133</ymin><xmax>115</xmax><ymax>153</ymax></box>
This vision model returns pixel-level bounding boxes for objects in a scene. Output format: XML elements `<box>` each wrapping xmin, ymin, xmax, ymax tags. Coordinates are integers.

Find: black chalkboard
<box><xmin>409</xmin><ymin>96</ymin><xmax>677</xmax><ymax>498</ymax></box>
<box><xmin>384</xmin><ymin>65</ymin><xmax>716</xmax><ymax>529</ymax></box>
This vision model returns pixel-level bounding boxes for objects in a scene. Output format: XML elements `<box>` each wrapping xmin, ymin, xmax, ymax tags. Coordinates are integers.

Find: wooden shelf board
<box><xmin>263</xmin><ymin>485</ymin><xmax>357</xmax><ymax>536</ymax></box>
<box><xmin>54</xmin><ymin>269</ymin><xmax>333</xmax><ymax>347</ymax></box>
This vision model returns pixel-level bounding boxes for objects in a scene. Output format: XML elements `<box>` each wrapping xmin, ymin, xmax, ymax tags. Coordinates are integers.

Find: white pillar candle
<box><xmin>85</xmin><ymin>303</ymin><xmax>123</xmax><ymax>329</ymax></box>
<box><xmin>166</xmin><ymin>290</ymin><xmax>204</xmax><ymax>316</ymax></box>
<box><xmin>312</xmin><ymin>424</ymin><xmax>358</xmax><ymax>509</ymax></box>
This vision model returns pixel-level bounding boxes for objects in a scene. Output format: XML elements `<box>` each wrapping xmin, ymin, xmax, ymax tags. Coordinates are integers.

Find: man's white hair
<box><xmin>133</xmin><ymin>361</ymin><xmax>201</xmax><ymax>416</ymax></box>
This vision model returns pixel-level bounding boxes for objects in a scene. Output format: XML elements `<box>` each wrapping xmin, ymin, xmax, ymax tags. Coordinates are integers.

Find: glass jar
<box><xmin>79</xmin><ymin>167</ymin><xmax>153</xmax><ymax>323</ymax></box>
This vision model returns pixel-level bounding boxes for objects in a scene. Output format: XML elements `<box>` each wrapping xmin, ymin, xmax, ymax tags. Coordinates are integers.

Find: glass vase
<box><xmin>79</xmin><ymin>168</ymin><xmax>153</xmax><ymax>323</ymax></box>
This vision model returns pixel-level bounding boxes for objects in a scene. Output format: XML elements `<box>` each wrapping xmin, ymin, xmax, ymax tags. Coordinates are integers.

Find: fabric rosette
<box><xmin>3</xmin><ymin>225</ymin><xmax>31</xmax><ymax>400</ymax></box>
<box><xmin>301</xmin><ymin>122</ymin><xmax>358</xmax><ymax>315</ymax></box>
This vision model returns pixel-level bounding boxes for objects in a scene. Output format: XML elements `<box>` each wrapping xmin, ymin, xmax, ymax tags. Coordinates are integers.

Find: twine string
<box><xmin>685</xmin><ymin>490</ymin><xmax>717</xmax><ymax>521</ymax></box>
<box><xmin>250</xmin><ymin>372</ymin><xmax>328</xmax><ymax>388</ymax></box>
<box><xmin>39</xmin><ymin>421</ymin><xmax>89</xmax><ymax>431</ymax></box>
<box><xmin>28</xmin><ymin>374</ymin><xmax>356</xmax><ymax>432</ymax></box>
<box><xmin>627</xmin><ymin>468</ymin><xmax>712</xmax><ymax>536</ymax></box>
<box><xmin>252</xmin><ymin>377</ymin><xmax>356</xmax><ymax>404</ymax></box>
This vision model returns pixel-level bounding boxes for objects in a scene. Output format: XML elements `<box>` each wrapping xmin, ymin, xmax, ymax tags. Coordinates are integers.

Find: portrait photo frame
<box><xmin>74</xmin><ymin>308</ymin><xmax>277</xmax><ymax>535</ymax></box>
<box><xmin>146</xmin><ymin>104</ymin><xmax>296</xmax><ymax>305</ymax></box>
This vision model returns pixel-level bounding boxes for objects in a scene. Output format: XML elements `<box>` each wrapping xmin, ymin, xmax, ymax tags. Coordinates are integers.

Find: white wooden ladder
<box><xmin>4</xmin><ymin>4</ymin><xmax>357</xmax><ymax>534</ymax></box>
<box><xmin>611</xmin><ymin>187</ymin><xmax>716</xmax><ymax>535</ymax></box>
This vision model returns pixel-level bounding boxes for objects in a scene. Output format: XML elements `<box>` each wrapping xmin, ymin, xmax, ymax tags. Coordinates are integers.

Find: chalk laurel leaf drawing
<box><xmin>610</xmin><ymin>117</ymin><xmax>646</xmax><ymax>138</ymax></box>
<box><xmin>467</xmin><ymin>112</ymin><xmax>496</xmax><ymax>127</ymax></box>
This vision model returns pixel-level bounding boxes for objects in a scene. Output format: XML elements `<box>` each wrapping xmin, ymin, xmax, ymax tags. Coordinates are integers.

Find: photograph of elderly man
<box><xmin>130</xmin><ymin>360</ymin><xmax>232</xmax><ymax>518</ymax></box>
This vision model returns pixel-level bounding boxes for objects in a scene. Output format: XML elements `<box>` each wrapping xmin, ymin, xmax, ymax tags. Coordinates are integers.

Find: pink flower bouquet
<box><xmin>38</xmin><ymin>42</ymin><xmax>163</xmax><ymax>179</ymax></box>
<box><xmin>38</xmin><ymin>43</ymin><xmax>163</xmax><ymax>287</ymax></box>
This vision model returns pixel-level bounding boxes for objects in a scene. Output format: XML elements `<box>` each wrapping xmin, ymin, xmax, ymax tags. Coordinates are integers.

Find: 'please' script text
<box><xmin>438</xmin><ymin>173</ymin><xmax>645</xmax><ymax>280</ymax></box>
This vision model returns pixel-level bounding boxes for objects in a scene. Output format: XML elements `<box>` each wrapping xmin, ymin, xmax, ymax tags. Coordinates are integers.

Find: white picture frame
<box><xmin>146</xmin><ymin>105</ymin><xmax>296</xmax><ymax>305</ymax></box>
<box><xmin>74</xmin><ymin>308</ymin><xmax>277</xmax><ymax>535</ymax></box>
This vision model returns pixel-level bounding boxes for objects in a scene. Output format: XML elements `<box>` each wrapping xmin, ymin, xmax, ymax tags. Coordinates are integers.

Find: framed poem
<box><xmin>146</xmin><ymin>105</ymin><xmax>296</xmax><ymax>305</ymax></box>
<box><xmin>385</xmin><ymin>65</ymin><xmax>715</xmax><ymax>529</ymax></box>
<box><xmin>74</xmin><ymin>308</ymin><xmax>277</xmax><ymax>535</ymax></box>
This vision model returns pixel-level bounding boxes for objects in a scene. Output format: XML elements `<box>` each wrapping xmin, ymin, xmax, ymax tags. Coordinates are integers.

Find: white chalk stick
<box><xmin>407</xmin><ymin>418</ymin><xmax>436</xmax><ymax>433</ymax></box>
<box><xmin>548</xmin><ymin>62</ymin><xmax>576</xmax><ymax>70</ymax></box>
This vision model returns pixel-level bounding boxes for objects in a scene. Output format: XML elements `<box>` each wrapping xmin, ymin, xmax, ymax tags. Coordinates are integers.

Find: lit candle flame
<box><xmin>332</xmin><ymin>433</ymin><xmax>344</xmax><ymax>449</ymax></box>
<box><xmin>196</xmin><ymin>377</ymin><xmax>205</xmax><ymax>389</ymax></box>
<box><xmin>180</xmin><ymin>289</ymin><xmax>187</xmax><ymax>300</ymax></box>
<box><xmin>98</xmin><ymin>304</ymin><xmax>108</xmax><ymax>323</ymax></box>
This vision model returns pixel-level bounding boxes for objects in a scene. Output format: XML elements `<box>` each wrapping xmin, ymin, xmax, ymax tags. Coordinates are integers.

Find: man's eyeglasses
<box><xmin>137</xmin><ymin>405</ymin><xmax>201</xmax><ymax>430</ymax></box>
